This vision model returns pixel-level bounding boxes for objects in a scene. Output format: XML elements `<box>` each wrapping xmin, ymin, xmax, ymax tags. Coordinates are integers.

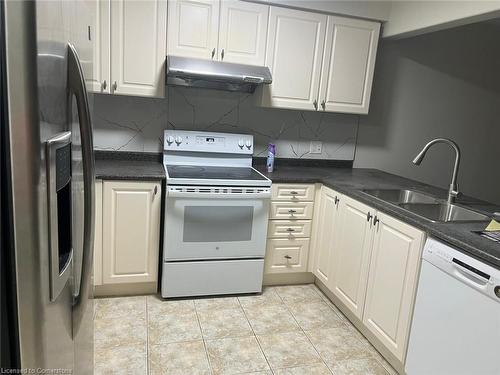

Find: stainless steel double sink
<box><xmin>362</xmin><ymin>189</ymin><xmax>490</xmax><ymax>223</ymax></box>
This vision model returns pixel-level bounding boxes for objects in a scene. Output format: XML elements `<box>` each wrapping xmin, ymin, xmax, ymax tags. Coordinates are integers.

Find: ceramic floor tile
<box><xmin>149</xmin><ymin>340</ymin><xmax>211</xmax><ymax>375</ymax></box>
<box><xmin>288</xmin><ymin>300</ymin><xmax>345</xmax><ymax>330</ymax></box>
<box><xmin>305</xmin><ymin>327</ymin><xmax>375</xmax><ymax>365</ymax></box>
<box><xmin>94</xmin><ymin>314</ymin><xmax>147</xmax><ymax>350</ymax></box>
<box><xmin>94</xmin><ymin>343</ymin><xmax>147</xmax><ymax>375</ymax></box>
<box><xmin>195</xmin><ymin>297</ymin><xmax>240</xmax><ymax>312</ymax></box>
<box><xmin>330</xmin><ymin>358</ymin><xmax>389</xmax><ymax>375</ymax></box>
<box><xmin>148</xmin><ymin>309</ymin><xmax>202</xmax><ymax>345</ymax></box>
<box><xmin>206</xmin><ymin>336</ymin><xmax>270</xmax><ymax>375</ymax></box>
<box><xmin>238</xmin><ymin>287</ymin><xmax>282</xmax><ymax>308</ymax></box>
<box><xmin>243</xmin><ymin>303</ymin><xmax>300</xmax><ymax>335</ymax></box>
<box><xmin>274</xmin><ymin>284</ymin><xmax>323</xmax><ymax>304</ymax></box>
<box><xmin>257</xmin><ymin>331</ymin><xmax>321</xmax><ymax>370</ymax></box>
<box><xmin>198</xmin><ymin>306</ymin><xmax>253</xmax><ymax>339</ymax></box>
<box><xmin>94</xmin><ymin>296</ymin><xmax>146</xmax><ymax>320</ymax></box>
<box><xmin>273</xmin><ymin>363</ymin><xmax>332</xmax><ymax>375</ymax></box>
<box><xmin>147</xmin><ymin>295</ymin><xmax>195</xmax><ymax>316</ymax></box>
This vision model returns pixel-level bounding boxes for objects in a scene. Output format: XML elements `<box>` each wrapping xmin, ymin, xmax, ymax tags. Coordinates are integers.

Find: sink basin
<box><xmin>399</xmin><ymin>203</ymin><xmax>490</xmax><ymax>223</ymax></box>
<box><xmin>363</xmin><ymin>189</ymin><xmax>439</xmax><ymax>204</ymax></box>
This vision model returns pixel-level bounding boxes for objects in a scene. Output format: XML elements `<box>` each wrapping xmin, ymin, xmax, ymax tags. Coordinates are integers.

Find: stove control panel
<box><xmin>164</xmin><ymin>130</ymin><xmax>253</xmax><ymax>154</ymax></box>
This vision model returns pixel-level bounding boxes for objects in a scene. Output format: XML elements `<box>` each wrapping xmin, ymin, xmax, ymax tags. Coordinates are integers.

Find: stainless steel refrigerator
<box><xmin>1</xmin><ymin>1</ymin><xmax>94</xmax><ymax>372</ymax></box>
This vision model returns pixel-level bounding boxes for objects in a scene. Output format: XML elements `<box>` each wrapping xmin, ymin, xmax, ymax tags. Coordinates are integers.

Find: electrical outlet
<box><xmin>310</xmin><ymin>141</ymin><xmax>322</xmax><ymax>154</ymax></box>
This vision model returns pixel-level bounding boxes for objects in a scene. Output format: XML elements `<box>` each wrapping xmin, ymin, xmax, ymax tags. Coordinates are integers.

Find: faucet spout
<box><xmin>412</xmin><ymin>138</ymin><xmax>461</xmax><ymax>204</ymax></box>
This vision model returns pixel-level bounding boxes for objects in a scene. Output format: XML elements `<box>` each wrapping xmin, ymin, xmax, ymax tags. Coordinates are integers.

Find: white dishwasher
<box><xmin>406</xmin><ymin>237</ymin><xmax>500</xmax><ymax>375</ymax></box>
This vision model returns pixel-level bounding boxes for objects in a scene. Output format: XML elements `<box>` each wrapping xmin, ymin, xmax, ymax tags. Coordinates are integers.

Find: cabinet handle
<box><xmin>367</xmin><ymin>212</ymin><xmax>372</xmax><ymax>222</ymax></box>
<box><xmin>111</xmin><ymin>81</ymin><xmax>117</xmax><ymax>93</ymax></box>
<box><xmin>286</xmin><ymin>228</ymin><xmax>295</xmax><ymax>232</ymax></box>
<box><xmin>373</xmin><ymin>216</ymin><xmax>380</xmax><ymax>226</ymax></box>
<box><xmin>101</xmin><ymin>79</ymin><xmax>107</xmax><ymax>91</ymax></box>
<box><xmin>334</xmin><ymin>196</ymin><xmax>340</xmax><ymax>205</ymax></box>
<box><xmin>211</xmin><ymin>48</ymin><xmax>216</xmax><ymax>59</ymax></box>
<box><xmin>221</xmin><ymin>48</ymin><xmax>225</xmax><ymax>60</ymax></box>
<box><xmin>321</xmin><ymin>100</ymin><xmax>325</xmax><ymax>110</ymax></box>
<box><xmin>313</xmin><ymin>99</ymin><xmax>318</xmax><ymax>110</ymax></box>
<box><xmin>288</xmin><ymin>209</ymin><xmax>297</xmax><ymax>215</ymax></box>
<box><xmin>284</xmin><ymin>255</ymin><xmax>292</xmax><ymax>260</ymax></box>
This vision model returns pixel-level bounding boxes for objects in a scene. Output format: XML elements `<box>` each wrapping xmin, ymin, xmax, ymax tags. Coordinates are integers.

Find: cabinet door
<box><xmin>167</xmin><ymin>0</ymin><xmax>220</xmax><ymax>60</ymax></box>
<box><xmin>330</xmin><ymin>196</ymin><xmax>374</xmax><ymax>319</ymax></box>
<box><xmin>110</xmin><ymin>0</ymin><xmax>167</xmax><ymax>97</ymax></box>
<box><xmin>218</xmin><ymin>1</ymin><xmax>269</xmax><ymax>65</ymax></box>
<box><xmin>313</xmin><ymin>186</ymin><xmax>340</xmax><ymax>285</ymax></box>
<box><xmin>363</xmin><ymin>212</ymin><xmax>425</xmax><ymax>361</ymax></box>
<box><xmin>102</xmin><ymin>181</ymin><xmax>161</xmax><ymax>284</ymax></box>
<box><xmin>319</xmin><ymin>16</ymin><xmax>380</xmax><ymax>114</ymax></box>
<box><xmin>260</xmin><ymin>7</ymin><xmax>326</xmax><ymax>111</ymax></box>
<box><xmin>89</xmin><ymin>0</ymin><xmax>110</xmax><ymax>93</ymax></box>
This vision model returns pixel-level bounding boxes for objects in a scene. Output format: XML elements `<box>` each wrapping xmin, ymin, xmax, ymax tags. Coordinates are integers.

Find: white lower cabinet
<box><xmin>312</xmin><ymin>188</ymin><xmax>425</xmax><ymax>365</ymax></box>
<box><xmin>329</xmin><ymin>195</ymin><xmax>374</xmax><ymax>319</ymax></box>
<box><xmin>265</xmin><ymin>238</ymin><xmax>310</xmax><ymax>273</ymax></box>
<box><xmin>362</xmin><ymin>212</ymin><xmax>425</xmax><ymax>361</ymax></box>
<box><xmin>312</xmin><ymin>186</ymin><xmax>341</xmax><ymax>285</ymax></box>
<box><xmin>94</xmin><ymin>180</ymin><xmax>161</xmax><ymax>294</ymax></box>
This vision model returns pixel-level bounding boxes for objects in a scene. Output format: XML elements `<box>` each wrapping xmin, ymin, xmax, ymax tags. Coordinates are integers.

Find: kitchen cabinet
<box><xmin>312</xmin><ymin>186</ymin><xmax>341</xmax><ymax>286</ymax></box>
<box><xmin>319</xmin><ymin>16</ymin><xmax>380</xmax><ymax>114</ymax></box>
<box><xmin>167</xmin><ymin>0</ymin><xmax>269</xmax><ymax>65</ymax></box>
<box><xmin>92</xmin><ymin>0</ymin><xmax>167</xmax><ymax>97</ymax></box>
<box><xmin>257</xmin><ymin>8</ymin><xmax>380</xmax><ymax>114</ymax></box>
<box><xmin>329</xmin><ymin>195</ymin><xmax>374</xmax><ymax>319</ymax></box>
<box><xmin>265</xmin><ymin>184</ymin><xmax>315</xmax><ymax>274</ymax></box>
<box><xmin>259</xmin><ymin>6</ymin><xmax>327</xmax><ymax>111</ymax></box>
<box><xmin>98</xmin><ymin>180</ymin><xmax>161</xmax><ymax>287</ymax></box>
<box><xmin>363</xmin><ymin>212</ymin><xmax>425</xmax><ymax>361</ymax></box>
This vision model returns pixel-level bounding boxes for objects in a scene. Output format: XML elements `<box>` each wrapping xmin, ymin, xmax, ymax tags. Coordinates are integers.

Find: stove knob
<box><xmin>245</xmin><ymin>140</ymin><xmax>252</xmax><ymax>149</ymax></box>
<box><xmin>166</xmin><ymin>135</ymin><xmax>174</xmax><ymax>145</ymax></box>
<box><xmin>238</xmin><ymin>139</ymin><xmax>244</xmax><ymax>149</ymax></box>
<box><xmin>175</xmin><ymin>136</ymin><xmax>183</xmax><ymax>145</ymax></box>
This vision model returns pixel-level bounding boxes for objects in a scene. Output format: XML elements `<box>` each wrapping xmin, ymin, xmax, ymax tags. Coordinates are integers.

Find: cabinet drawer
<box><xmin>268</xmin><ymin>220</ymin><xmax>312</xmax><ymax>238</ymax></box>
<box><xmin>265</xmin><ymin>238</ymin><xmax>310</xmax><ymax>273</ymax></box>
<box><xmin>271</xmin><ymin>184</ymin><xmax>315</xmax><ymax>201</ymax></box>
<box><xmin>270</xmin><ymin>201</ymin><xmax>314</xmax><ymax>220</ymax></box>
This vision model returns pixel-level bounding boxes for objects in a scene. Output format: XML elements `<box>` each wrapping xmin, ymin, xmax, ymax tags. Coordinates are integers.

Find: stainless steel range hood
<box><xmin>166</xmin><ymin>55</ymin><xmax>272</xmax><ymax>93</ymax></box>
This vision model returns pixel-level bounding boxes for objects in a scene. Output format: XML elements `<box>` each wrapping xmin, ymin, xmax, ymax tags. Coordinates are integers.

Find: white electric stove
<box><xmin>161</xmin><ymin>130</ymin><xmax>272</xmax><ymax>298</ymax></box>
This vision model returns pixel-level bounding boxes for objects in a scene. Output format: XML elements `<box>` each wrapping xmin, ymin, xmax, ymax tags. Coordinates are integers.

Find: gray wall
<box><xmin>93</xmin><ymin>87</ymin><xmax>359</xmax><ymax>160</ymax></box>
<box><xmin>354</xmin><ymin>21</ymin><xmax>500</xmax><ymax>204</ymax></box>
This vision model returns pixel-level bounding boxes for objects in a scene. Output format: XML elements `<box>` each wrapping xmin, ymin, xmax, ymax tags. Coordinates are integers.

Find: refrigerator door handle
<box><xmin>67</xmin><ymin>43</ymin><xmax>95</xmax><ymax>302</ymax></box>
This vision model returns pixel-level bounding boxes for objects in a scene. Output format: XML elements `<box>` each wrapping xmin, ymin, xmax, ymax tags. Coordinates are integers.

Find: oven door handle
<box><xmin>167</xmin><ymin>190</ymin><xmax>271</xmax><ymax>199</ymax></box>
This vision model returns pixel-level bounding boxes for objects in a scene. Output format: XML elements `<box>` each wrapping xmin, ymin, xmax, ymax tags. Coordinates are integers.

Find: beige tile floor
<box><xmin>94</xmin><ymin>284</ymin><xmax>398</xmax><ymax>375</ymax></box>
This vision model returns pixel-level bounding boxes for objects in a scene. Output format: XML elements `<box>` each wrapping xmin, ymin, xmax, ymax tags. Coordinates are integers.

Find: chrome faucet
<box><xmin>412</xmin><ymin>138</ymin><xmax>461</xmax><ymax>204</ymax></box>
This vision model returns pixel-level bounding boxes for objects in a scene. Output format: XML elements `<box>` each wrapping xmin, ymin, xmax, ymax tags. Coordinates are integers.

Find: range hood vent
<box><xmin>166</xmin><ymin>55</ymin><xmax>272</xmax><ymax>93</ymax></box>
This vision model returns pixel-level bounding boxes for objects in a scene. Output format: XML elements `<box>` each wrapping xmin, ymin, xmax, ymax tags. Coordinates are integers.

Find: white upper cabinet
<box><xmin>167</xmin><ymin>0</ymin><xmax>220</xmax><ymax>60</ymax></box>
<box><xmin>363</xmin><ymin>212</ymin><xmax>425</xmax><ymax>361</ymax></box>
<box><xmin>89</xmin><ymin>0</ymin><xmax>110</xmax><ymax>93</ymax></box>
<box><xmin>218</xmin><ymin>1</ymin><xmax>269</xmax><ymax>65</ymax></box>
<box><xmin>110</xmin><ymin>0</ymin><xmax>167</xmax><ymax>97</ymax></box>
<box><xmin>260</xmin><ymin>7</ymin><xmax>327</xmax><ymax>111</ymax></box>
<box><xmin>319</xmin><ymin>16</ymin><xmax>380</xmax><ymax>114</ymax></box>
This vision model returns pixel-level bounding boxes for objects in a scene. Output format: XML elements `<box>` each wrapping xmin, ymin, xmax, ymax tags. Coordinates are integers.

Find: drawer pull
<box><xmin>290</xmin><ymin>191</ymin><xmax>298</xmax><ymax>195</ymax></box>
<box><xmin>288</xmin><ymin>209</ymin><xmax>297</xmax><ymax>214</ymax></box>
<box><xmin>284</xmin><ymin>255</ymin><xmax>292</xmax><ymax>260</ymax></box>
<box><xmin>286</xmin><ymin>228</ymin><xmax>295</xmax><ymax>232</ymax></box>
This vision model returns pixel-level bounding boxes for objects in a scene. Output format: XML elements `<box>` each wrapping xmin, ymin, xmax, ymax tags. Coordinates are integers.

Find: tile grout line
<box><xmin>278</xmin><ymin>286</ymin><xmax>335</xmax><ymax>374</ymax></box>
<box><xmin>193</xmin><ymin>301</ymin><xmax>215</xmax><ymax>375</ymax></box>
<box><xmin>237</xmin><ymin>295</ymin><xmax>276</xmax><ymax>375</ymax></box>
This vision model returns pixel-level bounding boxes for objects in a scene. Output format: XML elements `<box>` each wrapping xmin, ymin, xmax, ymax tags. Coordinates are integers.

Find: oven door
<box><xmin>164</xmin><ymin>186</ymin><xmax>271</xmax><ymax>260</ymax></box>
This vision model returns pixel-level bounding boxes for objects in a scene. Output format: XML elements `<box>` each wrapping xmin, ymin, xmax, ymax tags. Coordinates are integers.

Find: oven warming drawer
<box><xmin>161</xmin><ymin>259</ymin><xmax>264</xmax><ymax>298</ymax></box>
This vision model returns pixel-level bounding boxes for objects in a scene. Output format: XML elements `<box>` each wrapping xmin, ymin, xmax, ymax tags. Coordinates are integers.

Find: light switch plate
<box><xmin>310</xmin><ymin>141</ymin><xmax>322</xmax><ymax>154</ymax></box>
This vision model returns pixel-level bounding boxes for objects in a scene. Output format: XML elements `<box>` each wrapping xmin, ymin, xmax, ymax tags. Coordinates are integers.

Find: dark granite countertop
<box><xmin>94</xmin><ymin>151</ymin><xmax>500</xmax><ymax>269</ymax></box>
<box><xmin>95</xmin><ymin>151</ymin><xmax>165</xmax><ymax>181</ymax></box>
<box><xmin>255</xmin><ymin>164</ymin><xmax>500</xmax><ymax>270</ymax></box>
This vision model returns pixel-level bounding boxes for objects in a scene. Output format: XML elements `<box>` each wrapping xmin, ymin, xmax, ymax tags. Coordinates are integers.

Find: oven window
<box><xmin>183</xmin><ymin>206</ymin><xmax>253</xmax><ymax>242</ymax></box>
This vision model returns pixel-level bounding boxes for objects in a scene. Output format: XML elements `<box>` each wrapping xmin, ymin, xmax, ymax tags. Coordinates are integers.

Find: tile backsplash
<box><xmin>92</xmin><ymin>87</ymin><xmax>359</xmax><ymax>160</ymax></box>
